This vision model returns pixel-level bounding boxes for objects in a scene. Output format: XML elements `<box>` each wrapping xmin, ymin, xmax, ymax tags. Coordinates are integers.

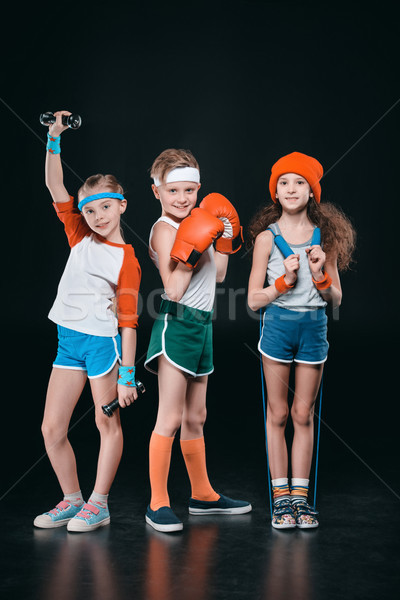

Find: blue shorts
<box><xmin>258</xmin><ymin>305</ymin><xmax>329</xmax><ymax>364</ymax></box>
<box><xmin>53</xmin><ymin>326</ymin><xmax>122</xmax><ymax>379</ymax></box>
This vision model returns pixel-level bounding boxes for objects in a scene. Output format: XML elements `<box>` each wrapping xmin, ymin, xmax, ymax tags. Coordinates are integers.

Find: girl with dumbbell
<box><xmin>34</xmin><ymin>110</ymin><xmax>141</xmax><ymax>532</ymax></box>
<box><xmin>144</xmin><ymin>148</ymin><xmax>252</xmax><ymax>532</ymax></box>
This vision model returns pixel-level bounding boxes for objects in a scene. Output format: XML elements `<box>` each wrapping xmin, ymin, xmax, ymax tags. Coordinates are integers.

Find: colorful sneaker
<box><xmin>67</xmin><ymin>502</ymin><xmax>110</xmax><ymax>532</ymax></box>
<box><xmin>145</xmin><ymin>506</ymin><xmax>183</xmax><ymax>533</ymax></box>
<box><xmin>271</xmin><ymin>498</ymin><xmax>296</xmax><ymax>529</ymax></box>
<box><xmin>34</xmin><ymin>500</ymin><xmax>84</xmax><ymax>529</ymax></box>
<box><xmin>189</xmin><ymin>493</ymin><xmax>252</xmax><ymax>515</ymax></box>
<box><xmin>292</xmin><ymin>499</ymin><xmax>319</xmax><ymax>529</ymax></box>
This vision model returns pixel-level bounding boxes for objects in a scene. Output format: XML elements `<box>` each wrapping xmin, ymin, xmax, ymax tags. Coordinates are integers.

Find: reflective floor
<box><xmin>2</xmin><ymin>451</ymin><xmax>399</xmax><ymax>600</ymax></box>
<box><xmin>2</xmin><ymin>325</ymin><xmax>399</xmax><ymax>599</ymax></box>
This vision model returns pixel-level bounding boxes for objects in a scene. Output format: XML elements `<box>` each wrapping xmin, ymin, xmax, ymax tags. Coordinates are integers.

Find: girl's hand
<box><xmin>283</xmin><ymin>253</ymin><xmax>300</xmax><ymax>286</ymax></box>
<box><xmin>117</xmin><ymin>383</ymin><xmax>138</xmax><ymax>409</ymax></box>
<box><xmin>48</xmin><ymin>110</ymin><xmax>72</xmax><ymax>138</ymax></box>
<box><xmin>306</xmin><ymin>245</ymin><xmax>326</xmax><ymax>278</ymax></box>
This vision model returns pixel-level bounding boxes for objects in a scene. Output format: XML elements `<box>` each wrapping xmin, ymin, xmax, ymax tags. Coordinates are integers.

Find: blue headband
<box><xmin>78</xmin><ymin>192</ymin><xmax>125</xmax><ymax>211</ymax></box>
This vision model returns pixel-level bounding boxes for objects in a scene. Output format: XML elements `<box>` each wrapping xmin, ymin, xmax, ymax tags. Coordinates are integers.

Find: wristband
<box><xmin>46</xmin><ymin>132</ymin><xmax>61</xmax><ymax>154</ymax></box>
<box><xmin>118</xmin><ymin>366</ymin><xmax>136</xmax><ymax>387</ymax></box>
<box><xmin>312</xmin><ymin>272</ymin><xmax>332</xmax><ymax>290</ymax></box>
<box><xmin>275</xmin><ymin>274</ymin><xmax>295</xmax><ymax>294</ymax></box>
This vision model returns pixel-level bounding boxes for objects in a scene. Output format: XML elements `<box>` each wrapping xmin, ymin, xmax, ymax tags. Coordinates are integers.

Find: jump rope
<box><xmin>259</xmin><ymin>227</ymin><xmax>323</xmax><ymax>518</ymax></box>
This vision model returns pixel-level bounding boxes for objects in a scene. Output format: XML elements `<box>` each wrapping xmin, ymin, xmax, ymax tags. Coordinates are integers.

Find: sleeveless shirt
<box><xmin>267</xmin><ymin>222</ymin><xmax>327</xmax><ymax>312</ymax></box>
<box><xmin>149</xmin><ymin>216</ymin><xmax>216</xmax><ymax>312</ymax></box>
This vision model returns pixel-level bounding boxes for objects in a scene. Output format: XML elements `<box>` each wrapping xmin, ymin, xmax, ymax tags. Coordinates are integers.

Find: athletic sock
<box><xmin>180</xmin><ymin>437</ymin><xmax>220</xmax><ymax>502</ymax></box>
<box><xmin>271</xmin><ymin>478</ymin><xmax>291</xmax><ymax>504</ymax></box>
<box><xmin>149</xmin><ymin>431</ymin><xmax>175</xmax><ymax>511</ymax></box>
<box><xmin>290</xmin><ymin>478</ymin><xmax>309</xmax><ymax>504</ymax></box>
<box><xmin>63</xmin><ymin>491</ymin><xmax>84</xmax><ymax>507</ymax></box>
<box><xmin>89</xmin><ymin>491</ymin><xmax>109</xmax><ymax>509</ymax></box>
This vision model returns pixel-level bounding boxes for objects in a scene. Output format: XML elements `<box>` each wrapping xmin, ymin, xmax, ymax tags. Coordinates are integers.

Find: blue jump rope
<box><xmin>260</xmin><ymin>227</ymin><xmax>323</xmax><ymax>517</ymax></box>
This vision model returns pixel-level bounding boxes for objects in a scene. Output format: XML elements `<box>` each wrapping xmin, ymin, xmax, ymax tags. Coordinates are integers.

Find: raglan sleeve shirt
<box><xmin>48</xmin><ymin>198</ymin><xmax>141</xmax><ymax>336</ymax></box>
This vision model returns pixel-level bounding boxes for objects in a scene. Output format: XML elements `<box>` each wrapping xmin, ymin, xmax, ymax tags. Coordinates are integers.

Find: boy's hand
<box><xmin>48</xmin><ymin>110</ymin><xmax>72</xmax><ymax>138</ymax></box>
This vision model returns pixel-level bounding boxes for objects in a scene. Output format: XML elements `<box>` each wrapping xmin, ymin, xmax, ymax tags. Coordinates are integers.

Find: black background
<box><xmin>1</xmin><ymin>2</ymin><xmax>399</xmax><ymax>590</ymax></box>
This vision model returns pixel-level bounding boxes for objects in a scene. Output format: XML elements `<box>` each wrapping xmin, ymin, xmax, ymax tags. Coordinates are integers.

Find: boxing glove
<box><xmin>170</xmin><ymin>208</ymin><xmax>224</xmax><ymax>268</ymax></box>
<box><xmin>199</xmin><ymin>193</ymin><xmax>243</xmax><ymax>254</ymax></box>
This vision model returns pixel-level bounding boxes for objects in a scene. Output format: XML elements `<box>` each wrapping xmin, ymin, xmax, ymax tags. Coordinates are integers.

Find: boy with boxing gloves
<box><xmin>144</xmin><ymin>148</ymin><xmax>251</xmax><ymax>532</ymax></box>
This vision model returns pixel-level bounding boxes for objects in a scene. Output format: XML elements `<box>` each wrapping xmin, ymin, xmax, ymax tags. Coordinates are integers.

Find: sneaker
<box><xmin>67</xmin><ymin>502</ymin><xmax>110</xmax><ymax>532</ymax></box>
<box><xmin>34</xmin><ymin>500</ymin><xmax>83</xmax><ymax>529</ymax></box>
<box><xmin>271</xmin><ymin>498</ymin><xmax>296</xmax><ymax>529</ymax></box>
<box><xmin>145</xmin><ymin>506</ymin><xmax>183</xmax><ymax>533</ymax></box>
<box><xmin>292</xmin><ymin>499</ymin><xmax>319</xmax><ymax>529</ymax></box>
<box><xmin>189</xmin><ymin>493</ymin><xmax>252</xmax><ymax>515</ymax></box>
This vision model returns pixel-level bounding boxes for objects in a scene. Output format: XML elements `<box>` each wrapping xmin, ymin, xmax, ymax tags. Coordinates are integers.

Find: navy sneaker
<box><xmin>145</xmin><ymin>506</ymin><xmax>183</xmax><ymax>532</ymax></box>
<box><xmin>189</xmin><ymin>493</ymin><xmax>252</xmax><ymax>515</ymax></box>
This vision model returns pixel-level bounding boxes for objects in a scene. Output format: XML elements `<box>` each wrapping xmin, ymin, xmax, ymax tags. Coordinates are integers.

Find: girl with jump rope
<box><xmin>247</xmin><ymin>152</ymin><xmax>355</xmax><ymax>529</ymax></box>
<box><xmin>33</xmin><ymin>110</ymin><xmax>141</xmax><ymax>532</ymax></box>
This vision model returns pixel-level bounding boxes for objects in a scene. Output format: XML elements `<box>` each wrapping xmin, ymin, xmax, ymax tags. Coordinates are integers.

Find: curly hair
<box><xmin>246</xmin><ymin>199</ymin><xmax>356</xmax><ymax>271</ymax></box>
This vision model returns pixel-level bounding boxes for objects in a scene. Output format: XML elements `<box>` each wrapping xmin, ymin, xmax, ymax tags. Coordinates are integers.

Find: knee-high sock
<box><xmin>180</xmin><ymin>437</ymin><xmax>219</xmax><ymax>502</ymax></box>
<box><xmin>149</xmin><ymin>431</ymin><xmax>175</xmax><ymax>511</ymax></box>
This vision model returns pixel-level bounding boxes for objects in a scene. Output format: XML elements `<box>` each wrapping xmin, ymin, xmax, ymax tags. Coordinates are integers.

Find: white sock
<box><xmin>63</xmin><ymin>491</ymin><xmax>84</xmax><ymax>506</ymax></box>
<box><xmin>89</xmin><ymin>491</ymin><xmax>109</xmax><ymax>508</ymax></box>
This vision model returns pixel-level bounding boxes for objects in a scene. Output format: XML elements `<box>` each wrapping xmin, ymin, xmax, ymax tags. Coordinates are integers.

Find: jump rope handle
<box><xmin>102</xmin><ymin>380</ymin><xmax>146</xmax><ymax>417</ymax></box>
<box><xmin>39</xmin><ymin>111</ymin><xmax>82</xmax><ymax>130</ymax></box>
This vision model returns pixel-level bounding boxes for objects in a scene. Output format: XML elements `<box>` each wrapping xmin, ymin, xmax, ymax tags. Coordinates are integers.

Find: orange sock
<box><xmin>149</xmin><ymin>431</ymin><xmax>175</xmax><ymax>511</ymax></box>
<box><xmin>180</xmin><ymin>437</ymin><xmax>220</xmax><ymax>502</ymax></box>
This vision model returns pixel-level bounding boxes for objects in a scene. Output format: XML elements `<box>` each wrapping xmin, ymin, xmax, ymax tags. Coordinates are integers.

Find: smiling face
<box><xmin>275</xmin><ymin>173</ymin><xmax>312</xmax><ymax>213</ymax></box>
<box><xmin>152</xmin><ymin>180</ymin><xmax>200</xmax><ymax>222</ymax></box>
<box><xmin>80</xmin><ymin>194</ymin><xmax>127</xmax><ymax>243</ymax></box>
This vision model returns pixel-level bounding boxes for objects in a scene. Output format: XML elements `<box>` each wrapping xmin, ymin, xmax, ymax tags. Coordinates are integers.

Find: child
<box><xmin>144</xmin><ymin>148</ymin><xmax>252</xmax><ymax>532</ymax></box>
<box><xmin>34</xmin><ymin>111</ymin><xmax>141</xmax><ymax>532</ymax></box>
<box><xmin>247</xmin><ymin>152</ymin><xmax>355</xmax><ymax>529</ymax></box>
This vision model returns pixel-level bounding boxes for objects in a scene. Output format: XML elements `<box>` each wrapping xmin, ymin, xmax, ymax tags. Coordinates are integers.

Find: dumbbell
<box><xmin>102</xmin><ymin>380</ymin><xmax>146</xmax><ymax>417</ymax></box>
<box><xmin>39</xmin><ymin>112</ymin><xmax>82</xmax><ymax>129</ymax></box>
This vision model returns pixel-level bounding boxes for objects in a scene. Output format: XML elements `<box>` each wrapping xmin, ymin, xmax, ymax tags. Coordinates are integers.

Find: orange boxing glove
<box><xmin>199</xmin><ymin>193</ymin><xmax>243</xmax><ymax>254</ymax></box>
<box><xmin>170</xmin><ymin>208</ymin><xmax>225</xmax><ymax>268</ymax></box>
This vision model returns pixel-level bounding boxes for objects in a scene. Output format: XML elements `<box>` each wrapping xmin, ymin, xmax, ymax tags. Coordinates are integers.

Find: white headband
<box><xmin>153</xmin><ymin>167</ymin><xmax>200</xmax><ymax>187</ymax></box>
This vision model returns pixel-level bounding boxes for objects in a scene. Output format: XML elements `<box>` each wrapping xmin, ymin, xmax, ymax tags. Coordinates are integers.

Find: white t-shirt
<box><xmin>48</xmin><ymin>198</ymin><xmax>141</xmax><ymax>336</ymax></box>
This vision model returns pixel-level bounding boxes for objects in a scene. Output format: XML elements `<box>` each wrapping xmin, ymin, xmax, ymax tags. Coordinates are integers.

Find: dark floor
<box><xmin>1</xmin><ymin>324</ymin><xmax>399</xmax><ymax>599</ymax></box>
<box><xmin>2</xmin><ymin>445</ymin><xmax>400</xmax><ymax>600</ymax></box>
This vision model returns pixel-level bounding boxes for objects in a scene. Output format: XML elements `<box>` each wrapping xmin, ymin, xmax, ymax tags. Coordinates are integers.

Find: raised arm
<box><xmin>45</xmin><ymin>110</ymin><xmax>72</xmax><ymax>204</ymax></box>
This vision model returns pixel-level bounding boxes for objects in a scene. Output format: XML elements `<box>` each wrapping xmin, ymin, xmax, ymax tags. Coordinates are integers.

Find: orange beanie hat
<box><xmin>269</xmin><ymin>152</ymin><xmax>324</xmax><ymax>204</ymax></box>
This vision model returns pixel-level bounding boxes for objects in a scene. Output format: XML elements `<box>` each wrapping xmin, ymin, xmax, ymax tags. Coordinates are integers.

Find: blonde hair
<box><xmin>78</xmin><ymin>174</ymin><xmax>124</xmax><ymax>200</ymax></box>
<box><xmin>150</xmin><ymin>149</ymin><xmax>199</xmax><ymax>185</ymax></box>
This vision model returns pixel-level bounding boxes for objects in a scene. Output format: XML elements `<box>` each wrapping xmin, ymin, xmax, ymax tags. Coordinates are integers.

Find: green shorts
<box><xmin>145</xmin><ymin>299</ymin><xmax>214</xmax><ymax>377</ymax></box>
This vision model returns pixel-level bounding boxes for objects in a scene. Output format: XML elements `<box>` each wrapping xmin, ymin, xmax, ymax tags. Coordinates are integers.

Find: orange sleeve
<box><xmin>117</xmin><ymin>246</ymin><xmax>142</xmax><ymax>328</ymax></box>
<box><xmin>53</xmin><ymin>197</ymin><xmax>91</xmax><ymax>248</ymax></box>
